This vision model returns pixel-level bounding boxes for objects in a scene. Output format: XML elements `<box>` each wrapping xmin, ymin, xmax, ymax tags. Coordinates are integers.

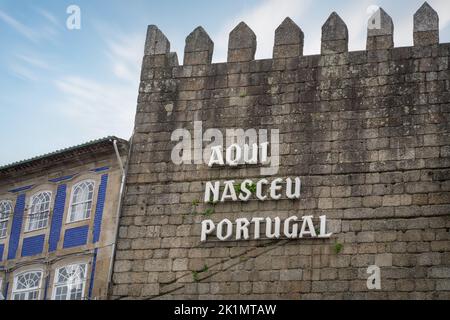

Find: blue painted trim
<box><xmin>21</xmin><ymin>234</ymin><xmax>45</xmax><ymax>257</ymax></box>
<box><xmin>48</xmin><ymin>175</ymin><xmax>75</xmax><ymax>183</ymax></box>
<box><xmin>0</xmin><ymin>244</ymin><xmax>4</xmax><ymax>262</ymax></box>
<box><xmin>8</xmin><ymin>185</ymin><xmax>33</xmax><ymax>193</ymax></box>
<box><xmin>7</xmin><ymin>194</ymin><xmax>26</xmax><ymax>260</ymax></box>
<box><xmin>48</xmin><ymin>184</ymin><xmax>67</xmax><ymax>252</ymax></box>
<box><xmin>88</xmin><ymin>248</ymin><xmax>98</xmax><ymax>299</ymax></box>
<box><xmin>63</xmin><ymin>225</ymin><xmax>89</xmax><ymax>249</ymax></box>
<box><xmin>92</xmin><ymin>174</ymin><xmax>108</xmax><ymax>243</ymax></box>
<box><xmin>91</xmin><ymin>166</ymin><xmax>110</xmax><ymax>173</ymax></box>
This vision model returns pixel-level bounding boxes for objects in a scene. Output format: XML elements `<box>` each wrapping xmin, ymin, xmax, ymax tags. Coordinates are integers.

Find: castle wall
<box><xmin>111</xmin><ymin>3</ymin><xmax>450</xmax><ymax>299</ymax></box>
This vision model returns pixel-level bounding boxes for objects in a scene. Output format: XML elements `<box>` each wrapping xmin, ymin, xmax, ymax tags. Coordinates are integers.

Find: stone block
<box><xmin>280</xmin><ymin>269</ymin><xmax>303</xmax><ymax>281</ymax></box>
<box><xmin>375</xmin><ymin>253</ymin><xmax>393</xmax><ymax>267</ymax></box>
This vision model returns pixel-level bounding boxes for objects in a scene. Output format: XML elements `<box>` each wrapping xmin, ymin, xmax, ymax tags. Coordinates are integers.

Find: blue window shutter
<box><xmin>21</xmin><ymin>235</ymin><xmax>45</xmax><ymax>257</ymax></box>
<box><xmin>7</xmin><ymin>194</ymin><xmax>26</xmax><ymax>260</ymax></box>
<box><xmin>93</xmin><ymin>174</ymin><xmax>108</xmax><ymax>243</ymax></box>
<box><xmin>48</xmin><ymin>184</ymin><xmax>67</xmax><ymax>252</ymax></box>
<box><xmin>63</xmin><ymin>225</ymin><xmax>89</xmax><ymax>248</ymax></box>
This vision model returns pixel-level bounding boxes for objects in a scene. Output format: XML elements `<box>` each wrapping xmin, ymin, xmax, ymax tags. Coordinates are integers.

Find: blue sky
<box><xmin>0</xmin><ymin>0</ymin><xmax>449</xmax><ymax>166</ymax></box>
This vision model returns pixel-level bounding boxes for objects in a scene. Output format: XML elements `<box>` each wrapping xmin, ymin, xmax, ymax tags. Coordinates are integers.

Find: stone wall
<box><xmin>111</xmin><ymin>3</ymin><xmax>450</xmax><ymax>299</ymax></box>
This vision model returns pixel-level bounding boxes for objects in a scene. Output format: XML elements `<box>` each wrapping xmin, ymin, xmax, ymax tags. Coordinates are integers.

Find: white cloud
<box><xmin>9</xmin><ymin>64</ymin><xmax>37</xmax><ymax>81</ymax></box>
<box><xmin>9</xmin><ymin>54</ymin><xmax>52</xmax><ymax>82</ymax></box>
<box><xmin>0</xmin><ymin>8</ymin><xmax>60</xmax><ymax>43</ymax></box>
<box><xmin>0</xmin><ymin>9</ymin><xmax>39</xmax><ymax>42</ymax></box>
<box><xmin>211</xmin><ymin>0</ymin><xmax>450</xmax><ymax>59</ymax></box>
<box><xmin>105</xmin><ymin>33</ymin><xmax>145</xmax><ymax>82</ymax></box>
<box><xmin>211</xmin><ymin>0</ymin><xmax>388</xmax><ymax>58</ymax></box>
<box><xmin>17</xmin><ymin>54</ymin><xmax>50</xmax><ymax>70</ymax></box>
<box><xmin>54</xmin><ymin>76</ymin><xmax>135</xmax><ymax>139</ymax></box>
<box><xmin>392</xmin><ymin>11</ymin><xmax>414</xmax><ymax>47</ymax></box>
<box><xmin>342</xmin><ymin>0</ymin><xmax>375</xmax><ymax>52</ymax></box>
<box><xmin>50</xmin><ymin>26</ymin><xmax>144</xmax><ymax>140</ymax></box>
<box><xmin>213</xmin><ymin>0</ymin><xmax>313</xmax><ymax>61</ymax></box>
<box><xmin>35</xmin><ymin>8</ymin><xmax>59</xmax><ymax>27</ymax></box>
<box><xmin>300</xmin><ymin>0</ymin><xmax>375</xmax><ymax>54</ymax></box>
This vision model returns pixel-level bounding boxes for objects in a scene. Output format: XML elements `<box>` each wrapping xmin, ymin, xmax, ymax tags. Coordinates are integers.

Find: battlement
<box><xmin>143</xmin><ymin>2</ymin><xmax>445</xmax><ymax>70</ymax></box>
<box><xmin>112</xmin><ymin>1</ymin><xmax>450</xmax><ymax>300</ymax></box>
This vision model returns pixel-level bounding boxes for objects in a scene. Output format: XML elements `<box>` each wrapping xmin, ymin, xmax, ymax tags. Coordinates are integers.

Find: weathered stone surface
<box><xmin>184</xmin><ymin>26</ymin><xmax>214</xmax><ymax>65</ymax></box>
<box><xmin>111</xmin><ymin>7</ymin><xmax>450</xmax><ymax>300</ymax></box>
<box><xmin>367</xmin><ymin>8</ymin><xmax>394</xmax><ymax>50</ymax></box>
<box><xmin>145</xmin><ymin>25</ymin><xmax>170</xmax><ymax>55</ymax></box>
<box><xmin>228</xmin><ymin>22</ymin><xmax>257</xmax><ymax>62</ymax></box>
<box><xmin>414</xmin><ymin>2</ymin><xmax>439</xmax><ymax>32</ymax></box>
<box><xmin>321</xmin><ymin>12</ymin><xmax>348</xmax><ymax>54</ymax></box>
<box><xmin>375</xmin><ymin>253</ymin><xmax>393</xmax><ymax>267</ymax></box>
<box><xmin>273</xmin><ymin>17</ymin><xmax>304</xmax><ymax>58</ymax></box>
<box><xmin>414</xmin><ymin>2</ymin><xmax>439</xmax><ymax>46</ymax></box>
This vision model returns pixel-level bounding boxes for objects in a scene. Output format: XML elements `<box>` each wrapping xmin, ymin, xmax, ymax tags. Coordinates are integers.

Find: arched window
<box><xmin>0</xmin><ymin>201</ymin><xmax>12</xmax><ymax>238</ymax></box>
<box><xmin>12</xmin><ymin>270</ymin><xmax>43</xmax><ymax>300</ymax></box>
<box><xmin>52</xmin><ymin>263</ymin><xmax>87</xmax><ymax>300</ymax></box>
<box><xmin>68</xmin><ymin>181</ymin><xmax>95</xmax><ymax>223</ymax></box>
<box><xmin>27</xmin><ymin>191</ymin><xmax>52</xmax><ymax>232</ymax></box>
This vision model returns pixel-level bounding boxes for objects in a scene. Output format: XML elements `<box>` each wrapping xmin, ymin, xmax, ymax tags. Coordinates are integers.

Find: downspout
<box><xmin>106</xmin><ymin>138</ymin><xmax>128</xmax><ymax>299</ymax></box>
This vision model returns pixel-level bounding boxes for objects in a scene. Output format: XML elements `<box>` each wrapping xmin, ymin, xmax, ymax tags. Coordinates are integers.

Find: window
<box><xmin>52</xmin><ymin>263</ymin><xmax>87</xmax><ymax>300</ymax></box>
<box><xmin>27</xmin><ymin>191</ymin><xmax>52</xmax><ymax>232</ymax></box>
<box><xmin>0</xmin><ymin>201</ymin><xmax>12</xmax><ymax>238</ymax></box>
<box><xmin>12</xmin><ymin>270</ymin><xmax>43</xmax><ymax>300</ymax></box>
<box><xmin>68</xmin><ymin>181</ymin><xmax>95</xmax><ymax>223</ymax></box>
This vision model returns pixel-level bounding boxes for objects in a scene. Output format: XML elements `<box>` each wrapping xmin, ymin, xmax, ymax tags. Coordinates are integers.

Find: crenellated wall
<box><xmin>111</xmin><ymin>2</ymin><xmax>450</xmax><ymax>300</ymax></box>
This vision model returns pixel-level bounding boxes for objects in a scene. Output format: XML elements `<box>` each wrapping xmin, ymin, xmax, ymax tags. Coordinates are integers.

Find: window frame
<box><xmin>0</xmin><ymin>200</ymin><xmax>13</xmax><ymax>239</ymax></box>
<box><xmin>66</xmin><ymin>180</ymin><xmax>96</xmax><ymax>224</ymax></box>
<box><xmin>52</xmin><ymin>263</ymin><xmax>88</xmax><ymax>301</ymax></box>
<box><xmin>26</xmin><ymin>191</ymin><xmax>52</xmax><ymax>232</ymax></box>
<box><xmin>12</xmin><ymin>269</ymin><xmax>43</xmax><ymax>300</ymax></box>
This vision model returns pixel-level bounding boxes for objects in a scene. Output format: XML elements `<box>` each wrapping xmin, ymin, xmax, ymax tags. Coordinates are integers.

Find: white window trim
<box><xmin>0</xmin><ymin>200</ymin><xmax>13</xmax><ymax>239</ymax></box>
<box><xmin>52</xmin><ymin>263</ymin><xmax>88</xmax><ymax>300</ymax></box>
<box><xmin>26</xmin><ymin>191</ymin><xmax>52</xmax><ymax>232</ymax></box>
<box><xmin>12</xmin><ymin>269</ymin><xmax>44</xmax><ymax>300</ymax></box>
<box><xmin>66</xmin><ymin>180</ymin><xmax>96</xmax><ymax>224</ymax></box>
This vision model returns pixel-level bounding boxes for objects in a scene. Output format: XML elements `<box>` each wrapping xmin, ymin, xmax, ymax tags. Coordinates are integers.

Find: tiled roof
<box><xmin>0</xmin><ymin>136</ymin><xmax>128</xmax><ymax>173</ymax></box>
